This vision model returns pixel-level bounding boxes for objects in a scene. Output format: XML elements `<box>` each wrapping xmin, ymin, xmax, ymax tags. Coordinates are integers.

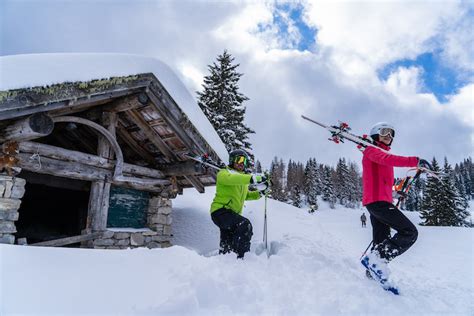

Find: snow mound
<box><xmin>1</xmin><ymin>187</ymin><xmax>472</xmax><ymax>315</ymax></box>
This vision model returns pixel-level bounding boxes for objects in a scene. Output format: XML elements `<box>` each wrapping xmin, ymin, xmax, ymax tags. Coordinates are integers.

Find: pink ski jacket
<box><xmin>362</xmin><ymin>143</ymin><xmax>418</xmax><ymax>206</ymax></box>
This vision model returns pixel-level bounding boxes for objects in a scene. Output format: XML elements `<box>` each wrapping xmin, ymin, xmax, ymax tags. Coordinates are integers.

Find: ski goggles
<box><xmin>234</xmin><ymin>155</ymin><xmax>248</xmax><ymax>167</ymax></box>
<box><xmin>379</xmin><ymin>128</ymin><xmax>395</xmax><ymax>138</ymax></box>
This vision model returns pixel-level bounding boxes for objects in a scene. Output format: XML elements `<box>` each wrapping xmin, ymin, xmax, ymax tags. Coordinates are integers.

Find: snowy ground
<box><xmin>1</xmin><ymin>187</ymin><xmax>473</xmax><ymax>315</ymax></box>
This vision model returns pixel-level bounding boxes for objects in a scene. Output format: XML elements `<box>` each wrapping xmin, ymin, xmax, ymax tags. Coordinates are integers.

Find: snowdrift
<box><xmin>1</xmin><ymin>187</ymin><xmax>472</xmax><ymax>315</ymax></box>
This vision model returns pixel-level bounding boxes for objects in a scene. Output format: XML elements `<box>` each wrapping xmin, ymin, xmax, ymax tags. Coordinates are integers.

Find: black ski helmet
<box><xmin>228</xmin><ymin>149</ymin><xmax>250</xmax><ymax>167</ymax></box>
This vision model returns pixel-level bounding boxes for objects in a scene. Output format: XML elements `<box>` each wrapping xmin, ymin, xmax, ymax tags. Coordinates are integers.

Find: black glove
<box><xmin>418</xmin><ymin>158</ymin><xmax>433</xmax><ymax>171</ymax></box>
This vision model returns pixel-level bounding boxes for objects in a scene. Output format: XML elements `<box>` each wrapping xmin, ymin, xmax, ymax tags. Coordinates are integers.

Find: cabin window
<box><xmin>107</xmin><ymin>186</ymin><xmax>149</xmax><ymax>228</ymax></box>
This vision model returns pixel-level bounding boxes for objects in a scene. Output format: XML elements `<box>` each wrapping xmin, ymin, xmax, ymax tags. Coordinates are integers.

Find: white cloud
<box><xmin>384</xmin><ymin>66</ymin><xmax>426</xmax><ymax>98</ymax></box>
<box><xmin>304</xmin><ymin>1</ymin><xmax>462</xmax><ymax>77</ymax></box>
<box><xmin>178</xmin><ymin>62</ymin><xmax>205</xmax><ymax>94</ymax></box>
<box><xmin>436</xmin><ymin>3</ymin><xmax>474</xmax><ymax>74</ymax></box>
<box><xmin>1</xmin><ymin>0</ymin><xmax>472</xmax><ymax>168</ymax></box>
<box><xmin>446</xmin><ymin>84</ymin><xmax>474</xmax><ymax>127</ymax></box>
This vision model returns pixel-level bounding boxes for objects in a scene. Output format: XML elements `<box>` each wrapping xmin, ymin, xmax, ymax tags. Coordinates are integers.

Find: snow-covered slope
<box><xmin>1</xmin><ymin>187</ymin><xmax>472</xmax><ymax>315</ymax></box>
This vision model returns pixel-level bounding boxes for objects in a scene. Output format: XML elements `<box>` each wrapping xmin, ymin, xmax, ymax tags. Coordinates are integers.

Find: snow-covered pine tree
<box><xmin>454</xmin><ymin>173</ymin><xmax>469</xmax><ymax>215</ymax></box>
<box><xmin>317</xmin><ymin>164</ymin><xmax>325</xmax><ymax>195</ymax></box>
<box><xmin>347</xmin><ymin>162</ymin><xmax>362</xmax><ymax>208</ymax></box>
<box><xmin>254</xmin><ymin>160</ymin><xmax>262</xmax><ymax>173</ymax></box>
<box><xmin>420</xmin><ymin>158</ymin><xmax>470</xmax><ymax>226</ymax></box>
<box><xmin>420</xmin><ymin>158</ymin><xmax>443</xmax><ymax>225</ymax></box>
<box><xmin>322</xmin><ymin>165</ymin><xmax>336</xmax><ymax>209</ymax></box>
<box><xmin>459</xmin><ymin>158</ymin><xmax>472</xmax><ymax>199</ymax></box>
<box><xmin>334</xmin><ymin>158</ymin><xmax>350</xmax><ymax>206</ymax></box>
<box><xmin>270</xmin><ymin>157</ymin><xmax>286</xmax><ymax>202</ymax></box>
<box><xmin>291</xmin><ymin>185</ymin><xmax>303</xmax><ymax>208</ymax></box>
<box><xmin>467</xmin><ymin>157</ymin><xmax>474</xmax><ymax>199</ymax></box>
<box><xmin>196</xmin><ymin>50</ymin><xmax>255</xmax><ymax>155</ymax></box>
<box><xmin>405</xmin><ymin>177</ymin><xmax>425</xmax><ymax>212</ymax></box>
<box><xmin>304</xmin><ymin>158</ymin><xmax>319</xmax><ymax>206</ymax></box>
<box><xmin>441</xmin><ymin>158</ymin><xmax>470</xmax><ymax>226</ymax></box>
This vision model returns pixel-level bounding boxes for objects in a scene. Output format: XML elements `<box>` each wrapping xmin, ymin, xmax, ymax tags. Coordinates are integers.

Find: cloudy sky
<box><xmin>1</xmin><ymin>0</ymin><xmax>473</xmax><ymax>170</ymax></box>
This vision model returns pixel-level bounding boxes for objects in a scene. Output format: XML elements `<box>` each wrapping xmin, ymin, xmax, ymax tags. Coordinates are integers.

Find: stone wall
<box><xmin>0</xmin><ymin>175</ymin><xmax>26</xmax><ymax>244</ymax></box>
<box><xmin>92</xmin><ymin>196</ymin><xmax>172</xmax><ymax>249</ymax></box>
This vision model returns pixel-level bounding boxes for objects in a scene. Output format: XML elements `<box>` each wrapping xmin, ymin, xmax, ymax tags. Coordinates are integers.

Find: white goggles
<box><xmin>379</xmin><ymin>128</ymin><xmax>395</xmax><ymax>138</ymax></box>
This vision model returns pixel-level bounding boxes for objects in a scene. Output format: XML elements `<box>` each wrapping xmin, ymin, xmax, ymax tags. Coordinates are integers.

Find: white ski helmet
<box><xmin>370</xmin><ymin>122</ymin><xmax>395</xmax><ymax>140</ymax></box>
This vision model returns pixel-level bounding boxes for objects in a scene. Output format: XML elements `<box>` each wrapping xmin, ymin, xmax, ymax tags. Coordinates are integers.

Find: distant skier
<box><xmin>360</xmin><ymin>212</ymin><xmax>367</xmax><ymax>227</ymax></box>
<box><xmin>360</xmin><ymin>122</ymin><xmax>432</xmax><ymax>282</ymax></box>
<box><xmin>210</xmin><ymin>149</ymin><xmax>269</xmax><ymax>259</ymax></box>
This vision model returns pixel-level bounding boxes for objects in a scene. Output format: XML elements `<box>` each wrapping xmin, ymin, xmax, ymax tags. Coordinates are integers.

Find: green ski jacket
<box><xmin>210</xmin><ymin>168</ymin><xmax>261</xmax><ymax>215</ymax></box>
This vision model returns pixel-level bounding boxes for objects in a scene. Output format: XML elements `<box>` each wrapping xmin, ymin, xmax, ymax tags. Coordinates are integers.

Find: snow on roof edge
<box><xmin>0</xmin><ymin>53</ymin><xmax>228</xmax><ymax>163</ymax></box>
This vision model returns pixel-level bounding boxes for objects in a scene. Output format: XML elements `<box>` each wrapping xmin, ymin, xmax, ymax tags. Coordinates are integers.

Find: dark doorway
<box><xmin>15</xmin><ymin>172</ymin><xmax>90</xmax><ymax>246</ymax></box>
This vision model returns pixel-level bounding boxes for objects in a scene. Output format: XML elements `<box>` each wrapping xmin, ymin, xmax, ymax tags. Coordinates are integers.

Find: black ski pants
<box><xmin>366</xmin><ymin>201</ymin><xmax>418</xmax><ymax>261</ymax></box>
<box><xmin>211</xmin><ymin>208</ymin><xmax>253</xmax><ymax>259</ymax></box>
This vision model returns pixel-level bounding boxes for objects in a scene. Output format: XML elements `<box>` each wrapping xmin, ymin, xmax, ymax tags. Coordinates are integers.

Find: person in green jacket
<box><xmin>211</xmin><ymin>149</ymin><xmax>269</xmax><ymax>259</ymax></box>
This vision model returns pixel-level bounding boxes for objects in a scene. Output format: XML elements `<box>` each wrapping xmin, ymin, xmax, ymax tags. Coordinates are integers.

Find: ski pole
<box><xmin>263</xmin><ymin>196</ymin><xmax>267</xmax><ymax>246</ymax></box>
<box><xmin>360</xmin><ymin>240</ymin><xmax>373</xmax><ymax>260</ymax></box>
<box><xmin>395</xmin><ymin>169</ymin><xmax>423</xmax><ymax>208</ymax></box>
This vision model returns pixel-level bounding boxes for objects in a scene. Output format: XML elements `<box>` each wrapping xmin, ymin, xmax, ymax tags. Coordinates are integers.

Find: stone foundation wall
<box><xmin>0</xmin><ymin>175</ymin><xmax>26</xmax><ymax>244</ymax></box>
<box><xmin>93</xmin><ymin>229</ymin><xmax>171</xmax><ymax>249</ymax></box>
<box><xmin>92</xmin><ymin>196</ymin><xmax>172</xmax><ymax>249</ymax></box>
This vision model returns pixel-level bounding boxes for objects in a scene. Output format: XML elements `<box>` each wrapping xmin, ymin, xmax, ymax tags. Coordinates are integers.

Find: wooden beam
<box><xmin>147</xmin><ymin>78</ymin><xmax>223</xmax><ymax>169</ymax></box>
<box><xmin>184</xmin><ymin>175</ymin><xmax>205</xmax><ymax>193</ymax></box>
<box><xmin>31</xmin><ymin>232</ymin><xmax>103</xmax><ymax>247</ymax></box>
<box><xmin>146</xmin><ymin>89</ymin><xmax>198</xmax><ymax>152</ymax></box>
<box><xmin>0</xmin><ymin>86</ymin><xmax>147</xmax><ymax>121</ymax></box>
<box><xmin>116</xmin><ymin>123</ymin><xmax>157</xmax><ymax>165</ymax></box>
<box><xmin>126</xmin><ymin>108</ymin><xmax>175</xmax><ymax>161</ymax></box>
<box><xmin>19</xmin><ymin>142</ymin><xmax>165</xmax><ymax>179</ymax></box>
<box><xmin>20</xmin><ymin>170</ymin><xmax>90</xmax><ymax>192</ymax></box>
<box><xmin>17</xmin><ymin>152</ymin><xmax>169</xmax><ymax>193</ymax></box>
<box><xmin>0</xmin><ymin>113</ymin><xmax>54</xmax><ymax>143</ymax></box>
<box><xmin>88</xmin><ymin>111</ymin><xmax>117</xmax><ymax>232</ymax></box>
<box><xmin>79</xmin><ymin>94</ymin><xmax>146</xmax><ymax>121</ymax></box>
<box><xmin>157</xmin><ymin>161</ymin><xmax>203</xmax><ymax>176</ymax></box>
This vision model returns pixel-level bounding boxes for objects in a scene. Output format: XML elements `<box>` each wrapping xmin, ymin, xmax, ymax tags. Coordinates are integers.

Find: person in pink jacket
<box><xmin>361</xmin><ymin>122</ymin><xmax>431</xmax><ymax>279</ymax></box>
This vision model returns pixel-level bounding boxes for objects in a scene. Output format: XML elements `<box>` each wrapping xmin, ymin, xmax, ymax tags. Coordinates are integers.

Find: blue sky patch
<box><xmin>258</xmin><ymin>3</ymin><xmax>317</xmax><ymax>52</ymax></box>
<box><xmin>378</xmin><ymin>52</ymin><xmax>471</xmax><ymax>103</ymax></box>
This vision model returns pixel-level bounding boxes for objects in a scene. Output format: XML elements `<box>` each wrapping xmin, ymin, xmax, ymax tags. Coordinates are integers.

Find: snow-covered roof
<box><xmin>0</xmin><ymin>53</ymin><xmax>228</xmax><ymax>163</ymax></box>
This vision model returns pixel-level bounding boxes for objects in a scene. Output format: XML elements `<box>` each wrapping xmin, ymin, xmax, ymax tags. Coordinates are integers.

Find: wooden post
<box><xmin>0</xmin><ymin>113</ymin><xmax>54</xmax><ymax>143</ymax></box>
<box><xmin>87</xmin><ymin>112</ymin><xmax>117</xmax><ymax>232</ymax></box>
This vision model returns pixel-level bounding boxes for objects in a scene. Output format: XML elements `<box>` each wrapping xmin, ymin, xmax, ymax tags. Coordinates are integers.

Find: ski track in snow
<box><xmin>1</xmin><ymin>187</ymin><xmax>472</xmax><ymax>315</ymax></box>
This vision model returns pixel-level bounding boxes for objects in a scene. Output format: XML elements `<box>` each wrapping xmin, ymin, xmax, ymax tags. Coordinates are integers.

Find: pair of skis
<box><xmin>301</xmin><ymin>115</ymin><xmax>441</xmax><ymax>178</ymax></box>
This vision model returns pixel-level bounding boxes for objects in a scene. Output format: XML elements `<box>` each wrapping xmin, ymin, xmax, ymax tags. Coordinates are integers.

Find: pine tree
<box><xmin>347</xmin><ymin>162</ymin><xmax>362</xmax><ymax>208</ymax></box>
<box><xmin>420</xmin><ymin>158</ymin><xmax>470</xmax><ymax>226</ymax></box>
<box><xmin>254</xmin><ymin>160</ymin><xmax>262</xmax><ymax>173</ymax></box>
<box><xmin>460</xmin><ymin>158</ymin><xmax>472</xmax><ymax>199</ymax></box>
<box><xmin>304</xmin><ymin>158</ymin><xmax>319</xmax><ymax>206</ymax></box>
<box><xmin>442</xmin><ymin>159</ymin><xmax>470</xmax><ymax>226</ymax></box>
<box><xmin>197</xmin><ymin>50</ymin><xmax>255</xmax><ymax>155</ymax></box>
<box><xmin>322</xmin><ymin>165</ymin><xmax>336</xmax><ymax>209</ymax></box>
<box><xmin>270</xmin><ymin>157</ymin><xmax>286</xmax><ymax>202</ymax></box>
<box><xmin>405</xmin><ymin>177</ymin><xmax>425</xmax><ymax>212</ymax></box>
<box><xmin>334</xmin><ymin>158</ymin><xmax>351</xmax><ymax>206</ymax></box>
<box><xmin>291</xmin><ymin>185</ymin><xmax>303</xmax><ymax>208</ymax></box>
<box><xmin>420</xmin><ymin>158</ymin><xmax>443</xmax><ymax>225</ymax></box>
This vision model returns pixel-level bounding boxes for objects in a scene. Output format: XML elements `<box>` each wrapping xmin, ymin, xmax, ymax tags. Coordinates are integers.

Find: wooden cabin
<box><xmin>0</xmin><ymin>71</ymin><xmax>224</xmax><ymax>249</ymax></box>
